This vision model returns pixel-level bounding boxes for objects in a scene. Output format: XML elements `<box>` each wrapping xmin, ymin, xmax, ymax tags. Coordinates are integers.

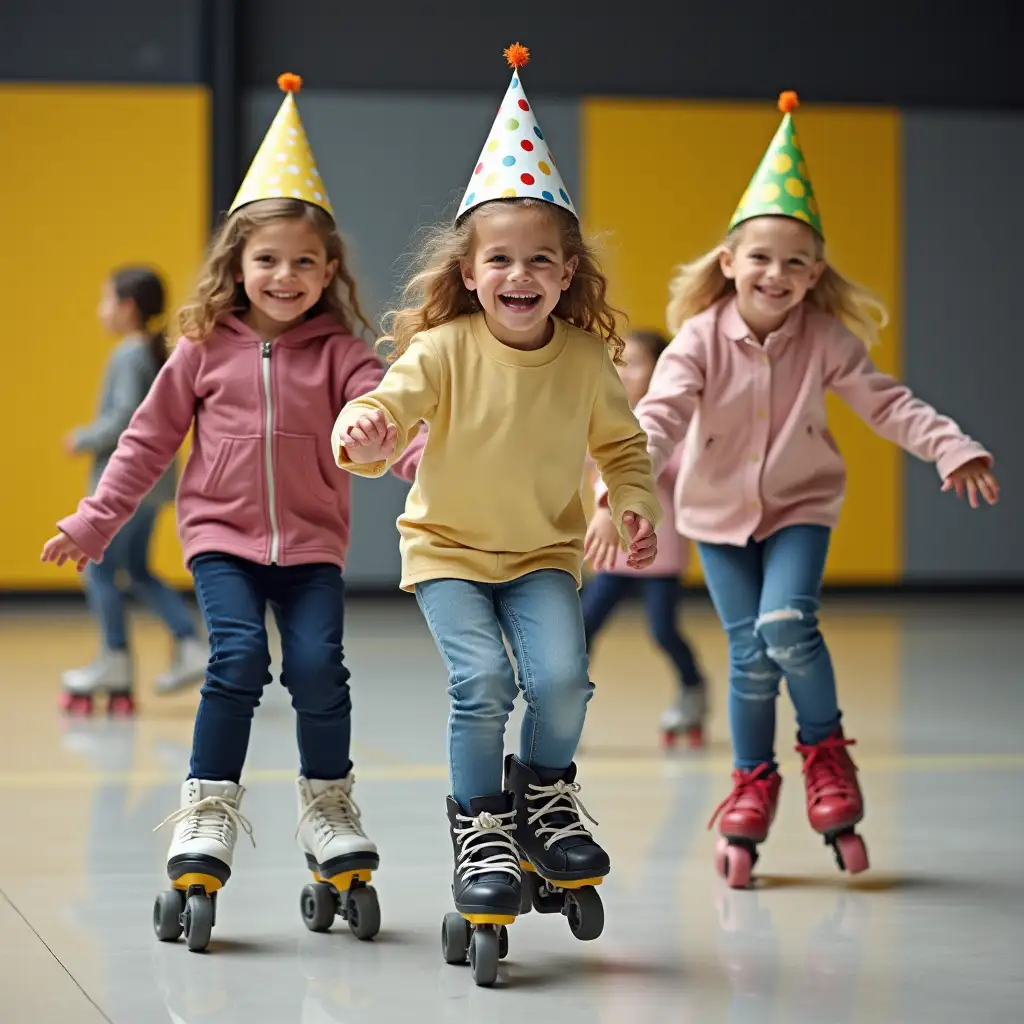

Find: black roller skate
<box><xmin>441</xmin><ymin>793</ymin><xmax>520</xmax><ymax>987</ymax></box>
<box><xmin>504</xmin><ymin>754</ymin><xmax>607</xmax><ymax>941</ymax></box>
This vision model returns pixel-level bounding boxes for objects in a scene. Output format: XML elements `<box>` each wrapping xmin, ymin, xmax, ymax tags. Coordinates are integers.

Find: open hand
<box><xmin>63</xmin><ymin>431</ymin><xmax>81</xmax><ymax>455</ymax></box>
<box><xmin>338</xmin><ymin>410</ymin><xmax>397</xmax><ymax>465</ymax></box>
<box><xmin>941</xmin><ymin>457</ymin><xmax>999</xmax><ymax>509</ymax></box>
<box><xmin>40</xmin><ymin>532</ymin><xmax>89</xmax><ymax>572</ymax></box>
<box><xmin>584</xmin><ymin>506</ymin><xmax>621</xmax><ymax>572</ymax></box>
<box><xmin>622</xmin><ymin>511</ymin><xmax>658</xmax><ymax>570</ymax></box>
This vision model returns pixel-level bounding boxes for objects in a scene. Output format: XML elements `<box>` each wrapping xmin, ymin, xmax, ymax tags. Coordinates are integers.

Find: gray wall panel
<box><xmin>244</xmin><ymin>90</ymin><xmax>581</xmax><ymax>587</ymax></box>
<box><xmin>903</xmin><ymin>113</ymin><xmax>1024</xmax><ymax>580</ymax></box>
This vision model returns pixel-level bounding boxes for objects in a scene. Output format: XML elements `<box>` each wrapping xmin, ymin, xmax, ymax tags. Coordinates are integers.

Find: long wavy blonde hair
<box><xmin>666</xmin><ymin>218</ymin><xmax>888</xmax><ymax>346</ymax></box>
<box><xmin>178</xmin><ymin>198</ymin><xmax>372</xmax><ymax>341</ymax></box>
<box><xmin>380</xmin><ymin>198</ymin><xmax>625</xmax><ymax>363</ymax></box>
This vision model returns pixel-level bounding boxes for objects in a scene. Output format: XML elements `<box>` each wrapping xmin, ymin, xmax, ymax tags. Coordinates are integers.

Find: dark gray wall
<box><xmin>902</xmin><ymin>113</ymin><xmax>1024</xmax><ymax>580</ymax></box>
<box><xmin>244</xmin><ymin>89</ymin><xmax>581</xmax><ymax>587</ymax></box>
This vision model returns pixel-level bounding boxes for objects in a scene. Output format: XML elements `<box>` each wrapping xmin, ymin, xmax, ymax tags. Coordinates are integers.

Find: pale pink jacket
<box><xmin>591</xmin><ymin>444</ymin><xmax>691</xmax><ymax>576</ymax></box>
<box><xmin>58</xmin><ymin>314</ymin><xmax>424</xmax><ymax>570</ymax></box>
<box><xmin>633</xmin><ymin>297</ymin><xmax>992</xmax><ymax>546</ymax></box>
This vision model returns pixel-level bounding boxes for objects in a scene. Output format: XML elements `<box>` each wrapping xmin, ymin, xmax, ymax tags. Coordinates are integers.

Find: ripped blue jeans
<box><xmin>697</xmin><ymin>525</ymin><xmax>840</xmax><ymax>771</ymax></box>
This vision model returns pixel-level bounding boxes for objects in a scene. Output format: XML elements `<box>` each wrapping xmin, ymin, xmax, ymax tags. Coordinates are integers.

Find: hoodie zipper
<box><xmin>261</xmin><ymin>341</ymin><xmax>280</xmax><ymax>564</ymax></box>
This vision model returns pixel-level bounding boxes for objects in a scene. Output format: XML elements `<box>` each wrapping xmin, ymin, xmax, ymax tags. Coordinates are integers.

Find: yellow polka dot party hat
<box><xmin>229</xmin><ymin>73</ymin><xmax>333</xmax><ymax>218</ymax></box>
<box><xmin>458</xmin><ymin>43</ymin><xmax>576</xmax><ymax>221</ymax></box>
<box><xmin>729</xmin><ymin>92</ymin><xmax>822</xmax><ymax>237</ymax></box>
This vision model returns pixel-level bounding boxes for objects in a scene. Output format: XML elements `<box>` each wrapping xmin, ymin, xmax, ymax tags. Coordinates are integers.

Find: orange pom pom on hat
<box><xmin>728</xmin><ymin>90</ymin><xmax>824</xmax><ymax>238</ymax></box>
<box><xmin>229</xmin><ymin>73</ymin><xmax>333</xmax><ymax>218</ymax></box>
<box><xmin>457</xmin><ymin>43</ymin><xmax>577</xmax><ymax>221</ymax></box>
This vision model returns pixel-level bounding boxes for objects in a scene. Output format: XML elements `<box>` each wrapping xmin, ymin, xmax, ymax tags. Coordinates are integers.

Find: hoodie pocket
<box><xmin>203</xmin><ymin>436</ymin><xmax>264</xmax><ymax>499</ymax></box>
<box><xmin>278</xmin><ymin>433</ymin><xmax>336</xmax><ymax>505</ymax></box>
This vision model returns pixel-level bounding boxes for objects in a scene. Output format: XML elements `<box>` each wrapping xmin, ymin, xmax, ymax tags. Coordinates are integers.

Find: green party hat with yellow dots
<box><xmin>729</xmin><ymin>92</ymin><xmax>823</xmax><ymax>237</ymax></box>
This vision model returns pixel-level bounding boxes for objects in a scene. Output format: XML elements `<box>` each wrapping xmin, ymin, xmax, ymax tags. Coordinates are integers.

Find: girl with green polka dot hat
<box><xmin>331</xmin><ymin>46</ymin><xmax>662</xmax><ymax>982</ymax></box>
<box><xmin>593</xmin><ymin>90</ymin><xmax>998</xmax><ymax>890</ymax></box>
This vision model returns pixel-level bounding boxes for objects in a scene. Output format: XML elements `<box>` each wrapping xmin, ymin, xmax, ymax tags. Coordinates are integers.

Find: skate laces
<box><xmin>707</xmin><ymin>765</ymin><xmax>778</xmax><ymax>830</ymax></box>
<box><xmin>526</xmin><ymin>780</ymin><xmax>598</xmax><ymax>850</ymax></box>
<box><xmin>797</xmin><ymin>735</ymin><xmax>858</xmax><ymax>801</ymax></box>
<box><xmin>454</xmin><ymin>809</ymin><xmax>521</xmax><ymax>882</ymax></box>
<box><xmin>296</xmin><ymin>782</ymin><xmax>366</xmax><ymax>843</ymax></box>
<box><xmin>154</xmin><ymin>796</ymin><xmax>256</xmax><ymax>848</ymax></box>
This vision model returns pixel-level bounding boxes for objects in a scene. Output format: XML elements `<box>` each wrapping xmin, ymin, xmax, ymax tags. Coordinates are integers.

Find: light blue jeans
<box><xmin>415</xmin><ymin>569</ymin><xmax>593</xmax><ymax>811</ymax></box>
<box><xmin>697</xmin><ymin>525</ymin><xmax>841</xmax><ymax>772</ymax></box>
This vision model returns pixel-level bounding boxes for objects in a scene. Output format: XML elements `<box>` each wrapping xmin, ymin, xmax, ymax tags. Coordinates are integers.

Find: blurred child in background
<box><xmin>61</xmin><ymin>266</ymin><xmax>205</xmax><ymax>713</ymax></box>
<box><xmin>583</xmin><ymin>329</ymin><xmax>708</xmax><ymax>749</ymax></box>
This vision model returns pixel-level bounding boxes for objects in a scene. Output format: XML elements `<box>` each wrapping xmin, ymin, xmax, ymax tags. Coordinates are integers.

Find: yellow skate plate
<box><xmin>312</xmin><ymin>868</ymin><xmax>372</xmax><ymax>892</ymax></box>
<box><xmin>461</xmin><ymin>913</ymin><xmax>516</xmax><ymax>926</ymax></box>
<box><xmin>520</xmin><ymin>860</ymin><xmax>605</xmax><ymax>889</ymax></box>
<box><xmin>171</xmin><ymin>872</ymin><xmax>223</xmax><ymax>894</ymax></box>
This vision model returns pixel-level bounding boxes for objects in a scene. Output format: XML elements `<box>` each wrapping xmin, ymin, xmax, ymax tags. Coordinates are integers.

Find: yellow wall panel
<box><xmin>582</xmin><ymin>100</ymin><xmax>902</xmax><ymax>583</ymax></box>
<box><xmin>0</xmin><ymin>85</ymin><xmax>208</xmax><ymax>589</ymax></box>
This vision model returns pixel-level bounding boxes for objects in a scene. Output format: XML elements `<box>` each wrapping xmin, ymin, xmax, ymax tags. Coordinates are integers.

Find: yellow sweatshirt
<box><xmin>331</xmin><ymin>313</ymin><xmax>661</xmax><ymax>591</ymax></box>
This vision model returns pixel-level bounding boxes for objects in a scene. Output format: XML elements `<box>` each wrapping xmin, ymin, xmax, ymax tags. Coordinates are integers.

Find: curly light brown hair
<box><xmin>177</xmin><ymin>198</ymin><xmax>372</xmax><ymax>341</ymax></box>
<box><xmin>380</xmin><ymin>198</ymin><xmax>625</xmax><ymax>363</ymax></box>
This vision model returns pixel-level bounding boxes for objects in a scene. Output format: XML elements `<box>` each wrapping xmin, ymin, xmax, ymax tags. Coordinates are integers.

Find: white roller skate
<box><xmin>295</xmin><ymin>775</ymin><xmax>381</xmax><ymax>940</ymax></box>
<box><xmin>152</xmin><ymin>779</ymin><xmax>254</xmax><ymax>952</ymax></box>
<box><xmin>59</xmin><ymin>649</ymin><xmax>134</xmax><ymax>716</ymax></box>
<box><xmin>661</xmin><ymin>680</ymin><xmax>708</xmax><ymax>750</ymax></box>
<box><xmin>155</xmin><ymin>636</ymin><xmax>209</xmax><ymax>695</ymax></box>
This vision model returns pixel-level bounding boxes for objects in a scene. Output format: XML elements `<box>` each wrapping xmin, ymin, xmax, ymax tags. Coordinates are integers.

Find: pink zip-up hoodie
<box><xmin>58</xmin><ymin>313</ymin><xmax>423</xmax><ymax>570</ymax></box>
<box><xmin>634</xmin><ymin>296</ymin><xmax>992</xmax><ymax>546</ymax></box>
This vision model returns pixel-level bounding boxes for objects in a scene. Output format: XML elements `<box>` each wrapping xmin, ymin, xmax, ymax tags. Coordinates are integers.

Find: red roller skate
<box><xmin>796</xmin><ymin>730</ymin><xmax>869</xmax><ymax>875</ymax></box>
<box><xmin>707</xmin><ymin>764</ymin><xmax>782</xmax><ymax>888</ymax></box>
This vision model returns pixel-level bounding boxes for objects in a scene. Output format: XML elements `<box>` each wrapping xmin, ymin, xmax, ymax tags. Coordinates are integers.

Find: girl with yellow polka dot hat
<box><xmin>331</xmin><ymin>44</ymin><xmax>661</xmax><ymax>984</ymax></box>
<box><xmin>42</xmin><ymin>73</ymin><xmax>428</xmax><ymax>950</ymax></box>
<box><xmin>594</xmin><ymin>90</ymin><xmax>998</xmax><ymax>891</ymax></box>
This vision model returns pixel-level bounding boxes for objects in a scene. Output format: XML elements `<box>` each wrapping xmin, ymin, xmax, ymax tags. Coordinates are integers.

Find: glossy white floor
<box><xmin>1</xmin><ymin>594</ymin><xmax>1021</xmax><ymax>1022</ymax></box>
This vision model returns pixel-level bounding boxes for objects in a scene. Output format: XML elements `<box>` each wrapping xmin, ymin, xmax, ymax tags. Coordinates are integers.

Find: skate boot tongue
<box><xmin>468</xmin><ymin>794</ymin><xmax>514</xmax><ymax>817</ymax></box>
<box><xmin>526</xmin><ymin>763</ymin><xmax>596</xmax><ymax>851</ymax></box>
<box><xmin>456</xmin><ymin>793</ymin><xmax>520</xmax><ymax>889</ymax></box>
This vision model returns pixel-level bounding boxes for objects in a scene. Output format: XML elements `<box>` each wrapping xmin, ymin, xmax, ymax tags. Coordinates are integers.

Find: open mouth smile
<box><xmin>498</xmin><ymin>292</ymin><xmax>541</xmax><ymax>311</ymax></box>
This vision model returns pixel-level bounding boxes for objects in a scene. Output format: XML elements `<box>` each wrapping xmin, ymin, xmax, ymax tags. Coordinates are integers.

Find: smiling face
<box><xmin>460</xmin><ymin>203</ymin><xmax>578</xmax><ymax>349</ymax></box>
<box><xmin>236</xmin><ymin>216</ymin><xmax>338</xmax><ymax>338</ymax></box>
<box><xmin>720</xmin><ymin>216</ymin><xmax>825</xmax><ymax>339</ymax></box>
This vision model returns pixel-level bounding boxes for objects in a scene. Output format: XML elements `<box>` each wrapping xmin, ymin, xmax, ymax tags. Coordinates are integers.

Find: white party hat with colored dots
<box><xmin>229</xmin><ymin>73</ymin><xmax>333</xmax><ymax>218</ymax></box>
<box><xmin>458</xmin><ymin>44</ymin><xmax>576</xmax><ymax>221</ymax></box>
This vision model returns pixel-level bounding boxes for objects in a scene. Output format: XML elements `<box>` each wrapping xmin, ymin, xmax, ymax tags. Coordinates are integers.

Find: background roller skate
<box><xmin>660</xmin><ymin>679</ymin><xmax>708</xmax><ymax>750</ymax></box>
<box><xmin>505</xmin><ymin>755</ymin><xmax>608</xmax><ymax>942</ymax></box>
<box><xmin>295</xmin><ymin>775</ymin><xmax>381</xmax><ymax>941</ymax></box>
<box><xmin>796</xmin><ymin>731</ymin><xmax>869</xmax><ymax>875</ymax></box>
<box><xmin>441</xmin><ymin>793</ymin><xmax>521</xmax><ymax>987</ymax></box>
<box><xmin>707</xmin><ymin>765</ymin><xmax>782</xmax><ymax>889</ymax></box>
<box><xmin>59</xmin><ymin>648</ymin><xmax>135</xmax><ymax>716</ymax></box>
<box><xmin>152</xmin><ymin>779</ymin><xmax>254</xmax><ymax>952</ymax></box>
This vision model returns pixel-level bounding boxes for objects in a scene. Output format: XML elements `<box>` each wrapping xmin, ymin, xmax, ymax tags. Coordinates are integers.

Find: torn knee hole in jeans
<box><xmin>756</xmin><ymin>607</ymin><xmax>803</xmax><ymax>629</ymax></box>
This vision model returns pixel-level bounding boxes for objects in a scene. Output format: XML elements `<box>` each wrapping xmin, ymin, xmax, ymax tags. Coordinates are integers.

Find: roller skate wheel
<box><xmin>835</xmin><ymin>831</ymin><xmax>869</xmax><ymax>875</ymax></box>
<box><xmin>441</xmin><ymin>911</ymin><xmax>470</xmax><ymax>965</ymax></box>
<box><xmin>468</xmin><ymin>926</ymin><xmax>500</xmax><ymax>987</ymax></box>
<box><xmin>182</xmin><ymin>892</ymin><xmax>214</xmax><ymax>952</ymax></box>
<box><xmin>107</xmin><ymin>693</ymin><xmax>136</xmax><ymax>717</ymax></box>
<box><xmin>661</xmin><ymin>729</ymin><xmax>678</xmax><ymax>750</ymax></box>
<box><xmin>686</xmin><ymin>725</ymin><xmax>705</xmax><ymax>750</ymax></box>
<box><xmin>518</xmin><ymin>879</ymin><xmax>533</xmax><ymax>915</ymax></box>
<box><xmin>153</xmin><ymin>889</ymin><xmax>185</xmax><ymax>942</ymax></box>
<box><xmin>300</xmin><ymin>881</ymin><xmax>336</xmax><ymax>933</ymax></box>
<box><xmin>345</xmin><ymin>884</ymin><xmax>380</xmax><ymax>940</ymax></box>
<box><xmin>565</xmin><ymin>885</ymin><xmax>604</xmax><ymax>941</ymax></box>
<box><xmin>58</xmin><ymin>693</ymin><xmax>94</xmax><ymax>716</ymax></box>
<box><xmin>716</xmin><ymin>839</ymin><xmax>754</xmax><ymax>889</ymax></box>
<box><xmin>498</xmin><ymin>924</ymin><xmax>509</xmax><ymax>960</ymax></box>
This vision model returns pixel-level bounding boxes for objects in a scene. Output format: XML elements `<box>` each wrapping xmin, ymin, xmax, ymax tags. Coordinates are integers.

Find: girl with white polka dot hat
<box><xmin>41</xmin><ymin>73</ymin><xmax>425</xmax><ymax>950</ymax></box>
<box><xmin>331</xmin><ymin>43</ymin><xmax>661</xmax><ymax>985</ymax></box>
<box><xmin>606</xmin><ymin>91</ymin><xmax>998</xmax><ymax>889</ymax></box>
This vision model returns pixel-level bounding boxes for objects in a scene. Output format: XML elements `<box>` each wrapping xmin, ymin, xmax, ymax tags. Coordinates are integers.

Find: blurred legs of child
<box><xmin>581</xmin><ymin>572</ymin><xmax>708</xmax><ymax>748</ymax></box>
<box><xmin>61</xmin><ymin>503</ymin><xmax>206</xmax><ymax>714</ymax></box>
